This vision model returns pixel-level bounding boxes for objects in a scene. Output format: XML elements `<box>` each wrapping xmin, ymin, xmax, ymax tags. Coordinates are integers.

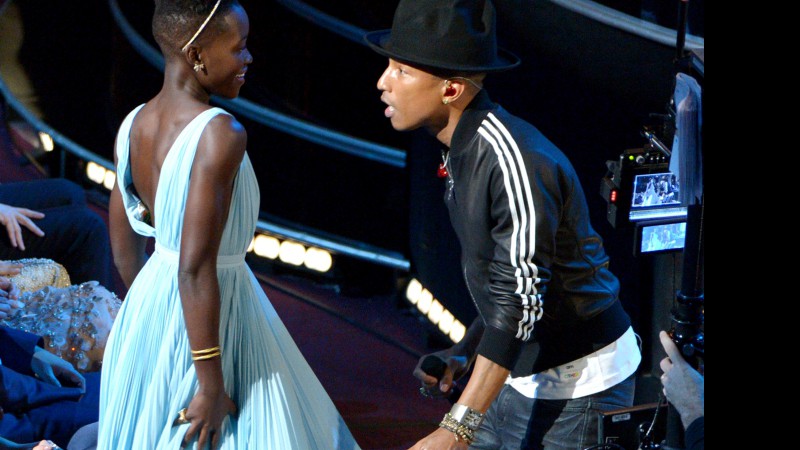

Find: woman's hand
<box><xmin>0</xmin><ymin>260</ymin><xmax>23</xmax><ymax>277</ymax></box>
<box><xmin>31</xmin><ymin>346</ymin><xmax>87</xmax><ymax>392</ymax></box>
<box><xmin>0</xmin><ymin>276</ymin><xmax>22</xmax><ymax>320</ymax></box>
<box><xmin>0</xmin><ymin>203</ymin><xmax>45</xmax><ymax>251</ymax></box>
<box><xmin>32</xmin><ymin>440</ymin><xmax>62</xmax><ymax>450</ymax></box>
<box><xmin>182</xmin><ymin>387</ymin><xmax>237</xmax><ymax>449</ymax></box>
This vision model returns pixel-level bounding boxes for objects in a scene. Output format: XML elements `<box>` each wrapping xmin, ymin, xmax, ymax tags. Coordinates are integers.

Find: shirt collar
<box><xmin>449</xmin><ymin>89</ymin><xmax>496</xmax><ymax>155</ymax></box>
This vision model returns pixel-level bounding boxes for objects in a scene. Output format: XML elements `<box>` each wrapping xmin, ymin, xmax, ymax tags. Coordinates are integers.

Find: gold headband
<box><xmin>181</xmin><ymin>0</ymin><xmax>222</xmax><ymax>52</ymax></box>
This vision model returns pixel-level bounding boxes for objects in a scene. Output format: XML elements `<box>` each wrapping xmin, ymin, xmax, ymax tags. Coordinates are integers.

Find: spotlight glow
<box><xmin>406</xmin><ymin>278</ymin><xmax>423</xmax><ymax>305</ymax></box>
<box><xmin>279</xmin><ymin>240</ymin><xmax>306</xmax><ymax>266</ymax></box>
<box><xmin>252</xmin><ymin>234</ymin><xmax>280</xmax><ymax>259</ymax></box>
<box><xmin>449</xmin><ymin>320</ymin><xmax>466</xmax><ymax>343</ymax></box>
<box><xmin>405</xmin><ymin>279</ymin><xmax>464</xmax><ymax>343</ymax></box>
<box><xmin>304</xmin><ymin>247</ymin><xmax>332</xmax><ymax>273</ymax></box>
<box><xmin>86</xmin><ymin>162</ymin><xmax>105</xmax><ymax>184</ymax></box>
<box><xmin>428</xmin><ymin>300</ymin><xmax>444</xmax><ymax>324</ymax></box>
<box><xmin>417</xmin><ymin>289</ymin><xmax>433</xmax><ymax>315</ymax></box>
<box><xmin>38</xmin><ymin>132</ymin><xmax>54</xmax><ymax>152</ymax></box>
<box><xmin>103</xmin><ymin>170</ymin><xmax>116</xmax><ymax>190</ymax></box>
<box><xmin>438</xmin><ymin>310</ymin><xmax>454</xmax><ymax>334</ymax></box>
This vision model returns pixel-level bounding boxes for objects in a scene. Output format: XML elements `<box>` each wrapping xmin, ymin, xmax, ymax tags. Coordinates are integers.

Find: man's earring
<box><xmin>193</xmin><ymin>62</ymin><xmax>205</xmax><ymax>72</ymax></box>
<box><xmin>442</xmin><ymin>98</ymin><xmax>450</xmax><ymax>105</ymax></box>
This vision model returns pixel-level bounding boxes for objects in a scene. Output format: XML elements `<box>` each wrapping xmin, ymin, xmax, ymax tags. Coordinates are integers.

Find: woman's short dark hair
<box><xmin>152</xmin><ymin>0</ymin><xmax>238</xmax><ymax>55</ymax></box>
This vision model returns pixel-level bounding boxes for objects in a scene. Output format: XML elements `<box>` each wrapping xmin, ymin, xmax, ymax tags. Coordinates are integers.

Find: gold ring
<box><xmin>175</xmin><ymin>407</ymin><xmax>190</xmax><ymax>425</ymax></box>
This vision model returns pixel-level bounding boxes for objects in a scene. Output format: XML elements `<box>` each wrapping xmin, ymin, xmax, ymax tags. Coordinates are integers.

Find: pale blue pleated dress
<box><xmin>98</xmin><ymin>105</ymin><xmax>360</xmax><ymax>449</ymax></box>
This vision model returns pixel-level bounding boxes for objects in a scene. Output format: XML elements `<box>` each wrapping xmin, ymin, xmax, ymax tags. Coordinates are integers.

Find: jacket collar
<box><xmin>450</xmin><ymin>89</ymin><xmax>496</xmax><ymax>155</ymax></box>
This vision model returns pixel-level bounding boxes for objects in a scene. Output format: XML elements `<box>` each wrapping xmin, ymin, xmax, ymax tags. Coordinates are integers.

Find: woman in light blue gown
<box><xmin>98</xmin><ymin>1</ymin><xmax>360</xmax><ymax>448</ymax></box>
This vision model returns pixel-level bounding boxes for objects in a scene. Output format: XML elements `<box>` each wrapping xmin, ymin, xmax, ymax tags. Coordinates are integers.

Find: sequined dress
<box><xmin>1</xmin><ymin>280</ymin><xmax>121</xmax><ymax>372</ymax></box>
<box><xmin>97</xmin><ymin>106</ymin><xmax>360</xmax><ymax>449</ymax></box>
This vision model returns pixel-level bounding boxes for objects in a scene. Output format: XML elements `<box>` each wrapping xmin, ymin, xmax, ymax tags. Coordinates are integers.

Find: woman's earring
<box><xmin>442</xmin><ymin>98</ymin><xmax>450</xmax><ymax>105</ymax></box>
<box><xmin>193</xmin><ymin>62</ymin><xmax>205</xmax><ymax>72</ymax></box>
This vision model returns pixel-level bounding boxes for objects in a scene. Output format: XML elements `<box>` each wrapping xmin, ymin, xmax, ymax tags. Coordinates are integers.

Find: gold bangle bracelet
<box><xmin>191</xmin><ymin>346</ymin><xmax>220</xmax><ymax>355</ymax></box>
<box><xmin>191</xmin><ymin>351</ymin><xmax>221</xmax><ymax>361</ymax></box>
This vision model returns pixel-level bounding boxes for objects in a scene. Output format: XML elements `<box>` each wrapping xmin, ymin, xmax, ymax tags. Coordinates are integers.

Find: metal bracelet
<box><xmin>449</xmin><ymin>403</ymin><xmax>485</xmax><ymax>431</ymax></box>
<box><xmin>439</xmin><ymin>414</ymin><xmax>475</xmax><ymax>444</ymax></box>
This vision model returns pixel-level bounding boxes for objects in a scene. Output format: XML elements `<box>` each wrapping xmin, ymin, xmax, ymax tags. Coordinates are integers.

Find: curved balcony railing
<box><xmin>0</xmin><ymin>1</ymin><xmax>410</xmax><ymax>271</ymax></box>
<box><xmin>108</xmin><ymin>0</ymin><xmax>406</xmax><ymax>169</ymax></box>
<box><xmin>276</xmin><ymin>0</ymin><xmax>703</xmax><ymax>50</ymax></box>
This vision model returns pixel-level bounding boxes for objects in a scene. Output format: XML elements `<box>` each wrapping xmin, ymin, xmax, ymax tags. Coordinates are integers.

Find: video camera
<box><xmin>600</xmin><ymin>128</ymin><xmax>687</xmax><ymax>255</ymax></box>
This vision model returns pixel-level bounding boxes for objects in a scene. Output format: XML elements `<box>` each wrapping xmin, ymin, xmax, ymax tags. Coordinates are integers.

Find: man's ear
<box><xmin>443</xmin><ymin>79</ymin><xmax>466</xmax><ymax>104</ymax></box>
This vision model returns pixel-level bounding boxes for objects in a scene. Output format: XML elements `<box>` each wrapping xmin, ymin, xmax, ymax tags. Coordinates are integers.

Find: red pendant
<box><xmin>437</xmin><ymin>163</ymin><xmax>449</xmax><ymax>178</ymax></box>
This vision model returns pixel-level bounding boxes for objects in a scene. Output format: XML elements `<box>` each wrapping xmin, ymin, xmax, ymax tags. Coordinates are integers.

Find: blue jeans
<box><xmin>471</xmin><ymin>374</ymin><xmax>635</xmax><ymax>450</ymax></box>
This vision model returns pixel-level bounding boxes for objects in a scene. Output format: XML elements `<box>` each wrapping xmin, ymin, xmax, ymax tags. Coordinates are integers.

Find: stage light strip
<box><xmin>249</xmin><ymin>233</ymin><xmax>333</xmax><ymax>273</ymax></box>
<box><xmin>82</xmin><ymin>166</ymin><xmax>335</xmax><ymax>273</ymax></box>
<box><xmin>39</xmin><ymin>131</ymin><xmax>55</xmax><ymax>152</ymax></box>
<box><xmin>86</xmin><ymin>161</ymin><xmax>114</xmax><ymax>189</ymax></box>
<box><xmin>1</xmin><ymin>53</ymin><xmax>408</xmax><ymax>272</ymax></box>
<box><xmin>405</xmin><ymin>278</ymin><xmax>466</xmax><ymax>343</ymax></box>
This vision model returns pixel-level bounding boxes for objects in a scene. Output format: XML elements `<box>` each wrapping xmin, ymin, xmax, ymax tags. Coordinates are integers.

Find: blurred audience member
<box><xmin>0</xmin><ymin>268</ymin><xmax>120</xmax><ymax>372</ymax></box>
<box><xmin>0</xmin><ymin>179</ymin><xmax>111</xmax><ymax>287</ymax></box>
<box><xmin>1</xmin><ymin>278</ymin><xmax>100</xmax><ymax>448</ymax></box>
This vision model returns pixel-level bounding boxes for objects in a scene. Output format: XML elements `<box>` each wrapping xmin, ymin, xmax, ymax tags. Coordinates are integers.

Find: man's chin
<box><xmin>389</xmin><ymin>119</ymin><xmax>416</xmax><ymax>132</ymax></box>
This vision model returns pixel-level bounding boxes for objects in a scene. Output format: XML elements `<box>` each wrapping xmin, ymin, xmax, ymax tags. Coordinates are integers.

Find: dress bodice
<box><xmin>115</xmin><ymin>105</ymin><xmax>260</xmax><ymax>260</ymax></box>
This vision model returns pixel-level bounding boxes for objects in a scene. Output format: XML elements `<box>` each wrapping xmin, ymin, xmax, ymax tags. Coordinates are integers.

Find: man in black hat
<box><xmin>366</xmin><ymin>0</ymin><xmax>641</xmax><ymax>448</ymax></box>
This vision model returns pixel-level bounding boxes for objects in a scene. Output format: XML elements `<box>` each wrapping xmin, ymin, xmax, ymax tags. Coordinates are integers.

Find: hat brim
<box><xmin>364</xmin><ymin>29</ymin><xmax>520</xmax><ymax>73</ymax></box>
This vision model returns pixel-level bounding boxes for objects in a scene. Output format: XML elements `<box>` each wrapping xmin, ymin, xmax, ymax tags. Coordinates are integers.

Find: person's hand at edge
<box><xmin>659</xmin><ymin>331</ymin><xmax>704</xmax><ymax>429</ymax></box>
<box><xmin>32</xmin><ymin>440</ymin><xmax>62</xmax><ymax>450</ymax></box>
<box><xmin>0</xmin><ymin>203</ymin><xmax>45</xmax><ymax>251</ymax></box>
<box><xmin>31</xmin><ymin>346</ymin><xmax>86</xmax><ymax>393</ymax></box>
<box><xmin>0</xmin><ymin>260</ymin><xmax>23</xmax><ymax>277</ymax></box>
<box><xmin>0</xmin><ymin>276</ymin><xmax>23</xmax><ymax>320</ymax></box>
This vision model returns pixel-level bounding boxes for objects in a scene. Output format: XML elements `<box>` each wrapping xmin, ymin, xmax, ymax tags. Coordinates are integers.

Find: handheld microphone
<box><xmin>420</xmin><ymin>355</ymin><xmax>463</xmax><ymax>404</ymax></box>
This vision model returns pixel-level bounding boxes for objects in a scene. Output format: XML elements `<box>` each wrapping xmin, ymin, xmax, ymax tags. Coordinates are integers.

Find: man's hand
<box><xmin>414</xmin><ymin>349</ymin><xmax>470</xmax><ymax>398</ymax></box>
<box><xmin>659</xmin><ymin>331</ymin><xmax>704</xmax><ymax>429</ymax></box>
<box><xmin>408</xmin><ymin>427</ymin><xmax>468</xmax><ymax>450</ymax></box>
<box><xmin>0</xmin><ymin>276</ymin><xmax>22</xmax><ymax>320</ymax></box>
<box><xmin>0</xmin><ymin>203</ymin><xmax>45</xmax><ymax>251</ymax></box>
<box><xmin>31</xmin><ymin>346</ymin><xmax>86</xmax><ymax>393</ymax></box>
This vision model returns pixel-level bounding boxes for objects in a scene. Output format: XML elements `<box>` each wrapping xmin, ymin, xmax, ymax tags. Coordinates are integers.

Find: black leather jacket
<box><xmin>445</xmin><ymin>91</ymin><xmax>631</xmax><ymax>376</ymax></box>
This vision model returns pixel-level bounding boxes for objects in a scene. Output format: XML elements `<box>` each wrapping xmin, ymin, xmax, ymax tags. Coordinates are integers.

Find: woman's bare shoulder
<box><xmin>195</xmin><ymin>112</ymin><xmax>247</xmax><ymax>171</ymax></box>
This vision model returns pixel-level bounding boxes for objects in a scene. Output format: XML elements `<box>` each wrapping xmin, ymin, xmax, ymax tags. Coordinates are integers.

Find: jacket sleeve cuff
<box><xmin>475</xmin><ymin>325</ymin><xmax>523</xmax><ymax>370</ymax></box>
<box><xmin>0</xmin><ymin>327</ymin><xmax>44</xmax><ymax>375</ymax></box>
<box><xmin>1</xmin><ymin>326</ymin><xmax>43</xmax><ymax>355</ymax></box>
<box><xmin>684</xmin><ymin>416</ymin><xmax>704</xmax><ymax>450</ymax></box>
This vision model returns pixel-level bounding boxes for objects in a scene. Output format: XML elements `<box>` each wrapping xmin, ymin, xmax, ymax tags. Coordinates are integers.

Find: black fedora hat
<box><xmin>365</xmin><ymin>0</ymin><xmax>520</xmax><ymax>73</ymax></box>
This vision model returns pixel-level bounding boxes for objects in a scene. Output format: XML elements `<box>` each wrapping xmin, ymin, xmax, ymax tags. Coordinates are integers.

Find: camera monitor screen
<box><xmin>638</xmin><ymin>221</ymin><xmax>687</xmax><ymax>254</ymax></box>
<box><xmin>629</xmin><ymin>172</ymin><xmax>686</xmax><ymax>222</ymax></box>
